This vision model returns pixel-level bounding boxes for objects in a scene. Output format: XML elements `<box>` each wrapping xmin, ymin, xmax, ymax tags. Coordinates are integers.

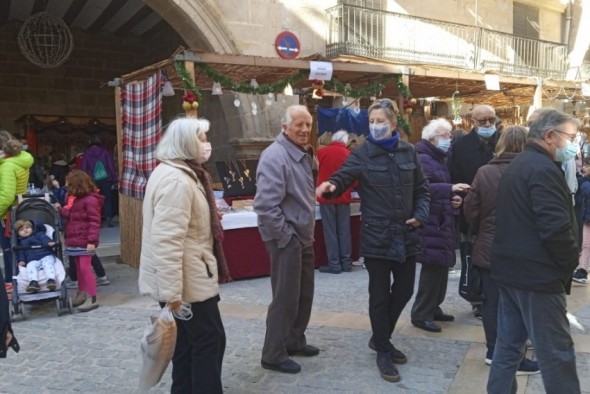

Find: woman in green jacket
<box><xmin>0</xmin><ymin>131</ymin><xmax>34</xmax><ymax>284</ymax></box>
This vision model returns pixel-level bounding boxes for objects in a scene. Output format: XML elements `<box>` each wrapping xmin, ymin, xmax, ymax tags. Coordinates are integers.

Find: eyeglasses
<box><xmin>473</xmin><ymin>117</ymin><xmax>496</xmax><ymax>125</ymax></box>
<box><xmin>552</xmin><ymin>129</ymin><xmax>579</xmax><ymax>143</ymax></box>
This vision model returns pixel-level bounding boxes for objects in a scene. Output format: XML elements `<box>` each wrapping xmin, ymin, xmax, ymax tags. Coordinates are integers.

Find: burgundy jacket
<box><xmin>316</xmin><ymin>141</ymin><xmax>354</xmax><ymax>204</ymax></box>
<box><xmin>61</xmin><ymin>191</ymin><xmax>104</xmax><ymax>248</ymax></box>
<box><xmin>463</xmin><ymin>152</ymin><xmax>517</xmax><ymax>270</ymax></box>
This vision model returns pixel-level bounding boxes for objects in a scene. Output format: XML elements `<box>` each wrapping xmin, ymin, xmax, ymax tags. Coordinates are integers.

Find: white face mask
<box><xmin>198</xmin><ymin>142</ymin><xmax>212</xmax><ymax>163</ymax></box>
<box><xmin>369</xmin><ymin>123</ymin><xmax>391</xmax><ymax>140</ymax></box>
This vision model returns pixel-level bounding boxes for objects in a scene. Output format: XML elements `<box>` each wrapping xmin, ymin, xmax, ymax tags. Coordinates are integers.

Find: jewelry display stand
<box><xmin>214</xmin><ymin>159</ymin><xmax>258</xmax><ymax>198</ymax></box>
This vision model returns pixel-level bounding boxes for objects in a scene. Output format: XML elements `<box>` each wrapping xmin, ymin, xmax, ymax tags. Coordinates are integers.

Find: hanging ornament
<box><xmin>251</xmin><ymin>102</ymin><xmax>258</xmax><ymax>115</ymax></box>
<box><xmin>311</xmin><ymin>79</ymin><xmax>325</xmax><ymax>89</ymax></box>
<box><xmin>284</xmin><ymin>83</ymin><xmax>293</xmax><ymax>96</ymax></box>
<box><xmin>265</xmin><ymin>93</ymin><xmax>274</xmax><ymax>107</ymax></box>
<box><xmin>18</xmin><ymin>12</ymin><xmax>74</xmax><ymax>68</ymax></box>
<box><xmin>182</xmin><ymin>91</ymin><xmax>197</xmax><ymax>111</ymax></box>
<box><xmin>312</xmin><ymin>89</ymin><xmax>324</xmax><ymax>100</ymax></box>
<box><xmin>233</xmin><ymin>95</ymin><xmax>241</xmax><ymax>107</ymax></box>
<box><xmin>250</xmin><ymin>79</ymin><xmax>259</xmax><ymax>89</ymax></box>
<box><xmin>342</xmin><ymin>96</ymin><xmax>348</xmax><ymax>106</ymax></box>
<box><xmin>211</xmin><ymin>82</ymin><xmax>223</xmax><ymax>95</ymax></box>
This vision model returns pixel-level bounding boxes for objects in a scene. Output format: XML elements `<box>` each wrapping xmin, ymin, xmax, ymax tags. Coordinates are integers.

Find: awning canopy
<box><xmin>115</xmin><ymin>48</ymin><xmax>581</xmax><ymax>109</ymax></box>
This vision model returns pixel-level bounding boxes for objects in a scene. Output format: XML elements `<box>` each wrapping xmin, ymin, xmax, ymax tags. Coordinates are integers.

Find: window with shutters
<box><xmin>513</xmin><ymin>2</ymin><xmax>539</xmax><ymax>39</ymax></box>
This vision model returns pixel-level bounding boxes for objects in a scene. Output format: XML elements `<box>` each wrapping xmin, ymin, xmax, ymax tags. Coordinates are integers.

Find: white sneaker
<box><xmin>352</xmin><ymin>257</ymin><xmax>365</xmax><ymax>267</ymax></box>
<box><xmin>96</xmin><ymin>276</ymin><xmax>110</xmax><ymax>286</ymax></box>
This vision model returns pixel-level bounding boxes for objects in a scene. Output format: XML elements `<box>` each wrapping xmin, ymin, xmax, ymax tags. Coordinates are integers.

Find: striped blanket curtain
<box><xmin>120</xmin><ymin>72</ymin><xmax>162</xmax><ymax>199</ymax></box>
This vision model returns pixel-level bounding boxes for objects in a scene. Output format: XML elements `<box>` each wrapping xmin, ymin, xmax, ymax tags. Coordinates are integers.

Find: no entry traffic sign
<box><xmin>275</xmin><ymin>31</ymin><xmax>300</xmax><ymax>59</ymax></box>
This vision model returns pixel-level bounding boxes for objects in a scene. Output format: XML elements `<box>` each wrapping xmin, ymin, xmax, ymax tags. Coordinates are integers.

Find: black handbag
<box><xmin>458</xmin><ymin>241</ymin><xmax>485</xmax><ymax>302</ymax></box>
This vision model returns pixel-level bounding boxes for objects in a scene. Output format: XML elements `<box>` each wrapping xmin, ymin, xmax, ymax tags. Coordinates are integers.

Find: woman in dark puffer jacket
<box><xmin>463</xmin><ymin>126</ymin><xmax>539</xmax><ymax>374</ymax></box>
<box><xmin>410</xmin><ymin>119</ymin><xmax>470</xmax><ymax>333</ymax></box>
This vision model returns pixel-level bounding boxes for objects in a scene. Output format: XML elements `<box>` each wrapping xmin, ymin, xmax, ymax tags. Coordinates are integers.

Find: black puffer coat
<box><xmin>327</xmin><ymin>139</ymin><xmax>430</xmax><ymax>262</ymax></box>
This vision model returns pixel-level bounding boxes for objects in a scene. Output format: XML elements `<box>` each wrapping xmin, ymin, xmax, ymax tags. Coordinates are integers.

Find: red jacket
<box><xmin>61</xmin><ymin>191</ymin><xmax>104</xmax><ymax>247</ymax></box>
<box><xmin>316</xmin><ymin>141</ymin><xmax>354</xmax><ymax>204</ymax></box>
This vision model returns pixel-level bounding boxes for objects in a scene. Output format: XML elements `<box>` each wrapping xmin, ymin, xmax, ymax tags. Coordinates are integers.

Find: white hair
<box><xmin>283</xmin><ymin>105</ymin><xmax>310</xmax><ymax>127</ymax></box>
<box><xmin>331</xmin><ymin>130</ymin><xmax>349</xmax><ymax>144</ymax></box>
<box><xmin>421</xmin><ymin>118</ymin><xmax>452</xmax><ymax>140</ymax></box>
<box><xmin>156</xmin><ymin>118</ymin><xmax>210</xmax><ymax>160</ymax></box>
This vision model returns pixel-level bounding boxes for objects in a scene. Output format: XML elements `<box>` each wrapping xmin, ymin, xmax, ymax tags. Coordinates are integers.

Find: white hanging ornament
<box><xmin>266</xmin><ymin>93</ymin><xmax>274</xmax><ymax>107</ymax></box>
<box><xmin>233</xmin><ymin>96</ymin><xmax>241</xmax><ymax>107</ymax></box>
<box><xmin>251</xmin><ymin>102</ymin><xmax>258</xmax><ymax>115</ymax></box>
<box><xmin>342</xmin><ymin>96</ymin><xmax>348</xmax><ymax>106</ymax></box>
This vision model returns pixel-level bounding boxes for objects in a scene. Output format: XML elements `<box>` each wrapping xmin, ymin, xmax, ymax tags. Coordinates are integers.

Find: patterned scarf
<box><xmin>184</xmin><ymin>159</ymin><xmax>231</xmax><ymax>283</ymax></box>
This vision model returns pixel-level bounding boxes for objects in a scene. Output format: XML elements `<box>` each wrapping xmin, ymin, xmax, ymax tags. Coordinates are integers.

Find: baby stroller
<box><xmin>9</xmin><ymin>198</ymin><xmax>73</xmax><ymax>318</ymax></box>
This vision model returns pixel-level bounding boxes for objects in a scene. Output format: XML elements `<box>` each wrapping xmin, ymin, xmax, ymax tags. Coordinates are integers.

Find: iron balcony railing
<box><xmin>326</xmin><ymin>4</ymin><xmax>568</xmax><ymax>79</ymax></box>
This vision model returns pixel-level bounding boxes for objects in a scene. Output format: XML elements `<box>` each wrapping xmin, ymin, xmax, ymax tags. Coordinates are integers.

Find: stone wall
<box><xmin>0</xmin><ymin>21</ymin><xmax>184</xmax><ymax>134</ymax></box>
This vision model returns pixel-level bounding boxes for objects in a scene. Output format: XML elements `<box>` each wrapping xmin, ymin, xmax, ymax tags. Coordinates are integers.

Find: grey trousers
<box><xmin>319</xmin><ymin>203</ymin><xmax>352</xmax><ymax>271</ymax></box>
<box><xmin>410</xmin><ymin>263</ymin><xmax>449</xmax><ymax>321</ymax></box>
<box><xmin>487</xmin><ymin>286</ymin><xmax>580</xmax><ymax>394</ymax></box>
<box><xmin>261</xmin><ymin>236</ymin><xmax>315</xmax><ymax>364</ymax></box>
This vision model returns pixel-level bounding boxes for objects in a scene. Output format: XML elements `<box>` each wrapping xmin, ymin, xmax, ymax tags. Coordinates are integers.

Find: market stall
<box><xmin>221</xmin><ymin>203</ymin><xmax>361</xmax><ymax>279</ymax></box>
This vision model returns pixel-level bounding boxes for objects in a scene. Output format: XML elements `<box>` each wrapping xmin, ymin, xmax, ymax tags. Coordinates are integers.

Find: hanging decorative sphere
<box><xmin>18</xmin><ymin>12</ymin><xmax>74</xmax><ymax>68</ymax></box>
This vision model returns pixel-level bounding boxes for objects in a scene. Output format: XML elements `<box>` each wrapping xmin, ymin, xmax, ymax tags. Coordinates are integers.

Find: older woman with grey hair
<box><xmin>139</xmin><ymin>117</ymin><xmax>230</xmax><ymax>393</ymax></box>
<box><xmin>410</xmin><ymin>119</ymin><xmax>470</xmax><ymax>333</ymax></box>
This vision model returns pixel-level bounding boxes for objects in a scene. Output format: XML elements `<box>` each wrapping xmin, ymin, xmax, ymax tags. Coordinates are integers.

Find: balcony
<box><xmin>326</xmin><ymin>4</ymin><xmax>568</xmax><ymax>80</ymax></box>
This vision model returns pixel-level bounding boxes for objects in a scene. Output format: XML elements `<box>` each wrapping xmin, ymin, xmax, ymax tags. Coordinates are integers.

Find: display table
<box><xmin>221</xmin><ymin>202</ymin><xmax>361</xmax><ymax>280</ymax></box>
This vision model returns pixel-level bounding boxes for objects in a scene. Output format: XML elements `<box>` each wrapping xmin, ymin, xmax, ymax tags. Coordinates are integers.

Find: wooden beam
<box><xmin>87</xmin><ymin>0</ymin><xmax>127</xmax><ymax>33</ymax></box>
<box><xmin>0</xmin><ymin>0</ymin><xmax>10</xmax><ymax>24</ymax></box>
<box><xmin>31</xmin><ymin>0</ymin><xmax>47</xmax><ymax>15</ymax></box>
<box><xmin>114</xmin><ymin>6</ymin><xmax>153</xmax><ymax>36</ymax></box>
<box><xmin>63</xmin><ymin>0</ymin><xmax>89</xmax><ymax>25</ymax></box>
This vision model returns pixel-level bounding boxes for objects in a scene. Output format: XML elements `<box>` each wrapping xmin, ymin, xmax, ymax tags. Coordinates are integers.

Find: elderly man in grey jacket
<box><xmin>254</xmin><ymin>105</ymin><xmax>319</xmax><ymax>374</ymax></box>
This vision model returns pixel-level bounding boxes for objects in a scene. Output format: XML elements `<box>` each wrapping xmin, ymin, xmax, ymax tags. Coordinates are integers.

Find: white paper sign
<box><xmin>582</xmin><ymin>82</ymin><xmax>590</xmax><ymax>97</ymax></box>
<box><xmin>309</xmin><ymin>61</ymin><xmax>333</xmax><ymax>81</ymax></box>
<box><xmin>484</xmin><ymin>74</ymin><xmax>500</xmax><ymax>91</ymax></box>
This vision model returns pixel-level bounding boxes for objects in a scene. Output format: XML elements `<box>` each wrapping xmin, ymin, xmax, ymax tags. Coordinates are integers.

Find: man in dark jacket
<box><xmin>448</xmin><ymin>104</ymin><xmax>499</xmax><ymax>318</ymax></box>
<box><xmin>488</xmin><ymin>109</ymin><xmax>581</xmax><ymax>394</ymax></box>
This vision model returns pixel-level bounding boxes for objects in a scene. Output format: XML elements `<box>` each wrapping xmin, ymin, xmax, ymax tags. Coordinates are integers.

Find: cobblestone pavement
<box><xmin>2</xmin><ymin>257</ymin><xmax>590</xmax><ymax>393</ymax></box>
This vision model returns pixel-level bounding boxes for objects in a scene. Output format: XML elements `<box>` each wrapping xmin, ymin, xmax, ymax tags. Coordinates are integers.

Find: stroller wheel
<box><xmin>55</xmin><ymin>298</ymin><xmax>62</xmax><ymax>316</ymax></box>
<box><xmin>67</xmin><ymin>297</ymin><xmax>73</xmax><ymax>314</ymax></box>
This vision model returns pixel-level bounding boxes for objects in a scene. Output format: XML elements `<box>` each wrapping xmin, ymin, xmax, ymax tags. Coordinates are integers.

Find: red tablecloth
<box><xmin>222</xmin><ymin>216</ymin><xmax>361</xmax><ymax>280</ymax></box>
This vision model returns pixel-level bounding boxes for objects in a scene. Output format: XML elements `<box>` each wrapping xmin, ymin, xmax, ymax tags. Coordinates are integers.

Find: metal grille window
<box><xmin>513</xmin><ymin>2</ymin><xmax>539</xmax><ymax>39</ymax></box>
<box><xmin>336</xmin><ymin>0</ymin><xmax>385</xmax><ymax>54</ymax></box>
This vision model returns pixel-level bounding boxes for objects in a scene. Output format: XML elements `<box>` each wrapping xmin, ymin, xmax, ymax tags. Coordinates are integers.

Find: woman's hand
<box><xmin>316</xmin><ymin>181</ymin><xmax>336</xmax><ymax>198</ymax></box>
<box><xmin>452</xmin><ymin>183</ymin><xmax>471</xmax><ymax>193</ymax></box>
<box><xmin>405</xmin><ymin>218</ymin><xmax>422</xmax><ymax>228</ymax></box>
<box><xmin>451</xmin><ymin>195</ymin><xmax>463</xmax><ymax>208</ymax></box>
<box><xmin>86</xmin><ymin>244</ymin><xmax>96</xmax><ymax>253</ymax></box>
<box><xmin>166</xmin><ymin>300</ymin><xmax>182</xmax><ymax>312</ymax></box>
<box><xmin>18</xmin><ymin>261</ymin><xmax>25</xmax><ymax>268</ymax></box>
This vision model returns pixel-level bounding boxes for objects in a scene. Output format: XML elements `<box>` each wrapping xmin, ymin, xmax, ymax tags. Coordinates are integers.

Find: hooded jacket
<box><xmin>80</xmin><ymin>145</ymin><xmax>118</xmax><ymax>183</ymax></box>
<box><xmin>61</xmin><ymin>191</ymin><xmax>104</xmax><ymax>248</ymax></box>
<box><xmin>0</xmin><ymin>151</ymin><xmax>34</xmax><ymax>217</ymax></box>
<box><xmin>16</xmin><ymin>221</ymin><xmax>54</xmax><ymax>263</ymax></box>
<box><xmin>316</xmin><ymin>141</ymin><xmax>354</xmax><ymax>205</ymax></box>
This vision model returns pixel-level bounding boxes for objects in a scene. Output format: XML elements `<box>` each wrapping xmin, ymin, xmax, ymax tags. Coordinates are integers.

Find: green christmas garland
<box><xmin>174</xmin><ymin>61</ymin><xmax>413</xmax><ymax>135</ymax></box>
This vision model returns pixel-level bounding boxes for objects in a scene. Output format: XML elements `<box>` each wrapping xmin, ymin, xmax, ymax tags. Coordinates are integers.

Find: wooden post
<box><xmin>185</xmin><ymin>60</ymin><xmax>198</xmax><ymax>118</ymax></box>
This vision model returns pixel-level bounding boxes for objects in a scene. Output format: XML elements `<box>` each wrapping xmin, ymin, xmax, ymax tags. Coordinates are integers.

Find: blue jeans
<box><xmin>487</xmin><ymin>286</ymin><xmax>580</xmax><ymax>394</ymax></box>
<box><xmin>319</xmin><ymin>203</ymin><xmax>352</xmax><ymax>271</ymax></box>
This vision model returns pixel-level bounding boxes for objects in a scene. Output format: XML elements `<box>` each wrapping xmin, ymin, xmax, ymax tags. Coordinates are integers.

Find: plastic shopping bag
<box><xmin>138</xmin><ymin>306</ymin><xmax>177</xmax><ymax>392</ymax></box>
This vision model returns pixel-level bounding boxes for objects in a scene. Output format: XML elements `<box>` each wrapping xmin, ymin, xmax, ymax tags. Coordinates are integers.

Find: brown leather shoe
<box><xmin>72</xmin><ymin>291</ymin><xmax>87</xmax><ymax>307</ymax></box>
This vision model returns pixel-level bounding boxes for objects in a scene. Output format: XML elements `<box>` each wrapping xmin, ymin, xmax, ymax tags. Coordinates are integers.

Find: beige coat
<box><xmin>138</xmin><ymin>159</ymin><xmax>219</xmax><ymax>304</ymax></box>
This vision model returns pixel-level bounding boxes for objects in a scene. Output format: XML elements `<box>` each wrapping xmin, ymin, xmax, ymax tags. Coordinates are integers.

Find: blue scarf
<box><xmin>368</xmin><ymin>131</ymin><xmax>400</xmax><ymax>152</ymax></box>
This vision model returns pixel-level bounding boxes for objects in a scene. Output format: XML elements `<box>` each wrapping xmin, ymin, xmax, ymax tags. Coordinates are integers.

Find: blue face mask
<box><xmin>477</xmin><ymin>125</ymin><xmax>496</xmax><ymax>139</ymax></box>
<box><xmin>369</xmin><ymin>123</ymin><xmax>391</xmax><ymax>140</ymax></box>
<box><xmin>437</xmin><ymin>138</ymin><xmax>451</xmax><ymax>152</ymax></box>
<box><xmin>555</xmin><ymin>140</ymin><xmax>579</xmax><ymax>163</ymax></box>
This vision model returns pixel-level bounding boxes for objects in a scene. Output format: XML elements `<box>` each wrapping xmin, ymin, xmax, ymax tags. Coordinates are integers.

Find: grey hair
<box><xmin>331</xmin><ymin>130</ymin><xmax>349</xmax><ymax>144</ymax></box>
<box><xmin>282</xmin><ymin>105</ymin><xmax>310</xmax><ymax>127</ymax></box>
<box><xmin>527</xmin><ymin>108</ymin><xmax>581</xmax><ymax>140</ymax></box>
<box><xmin>156</xmin><ymin>117</ymin><xmax>210</xmax><ymax>160</ymax></box>
<box><xmin>421</xmin><ymin>118</ymin><xmax>452</xmax><ymax>140</ymax></box>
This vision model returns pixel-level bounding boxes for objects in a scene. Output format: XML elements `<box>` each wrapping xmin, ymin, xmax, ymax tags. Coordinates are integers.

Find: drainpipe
<box><xmin>564</xmin><ymin>0</ymin><xmax>572</xmax><ymax>45</ymax></box>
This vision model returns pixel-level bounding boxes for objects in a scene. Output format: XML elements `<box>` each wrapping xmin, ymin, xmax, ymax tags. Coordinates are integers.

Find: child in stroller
<box><xmin>14</xmin><ymin>219</ymin><xmax>58</xmax><ymax>293</ymax></box>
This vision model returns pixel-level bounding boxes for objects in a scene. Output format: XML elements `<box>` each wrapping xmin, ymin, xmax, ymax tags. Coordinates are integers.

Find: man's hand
<box><xmin>316</xmin><ymin>181</ymin><xmax>336</xmax><ymax>198</ymax></box>
<box><xmin>405</xmin><ymin>218</ymin><xmax>422</xmax><ymax>228</ymax></box>
<box><xmin>48</xmin><ymin>241</ymin><xmax>56</xmax><ymax>247</ymax></box>
<box><xmin>451</xmin><ymin>195</ymin><xmax>463</xmax><ymax>208</ymax></box>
